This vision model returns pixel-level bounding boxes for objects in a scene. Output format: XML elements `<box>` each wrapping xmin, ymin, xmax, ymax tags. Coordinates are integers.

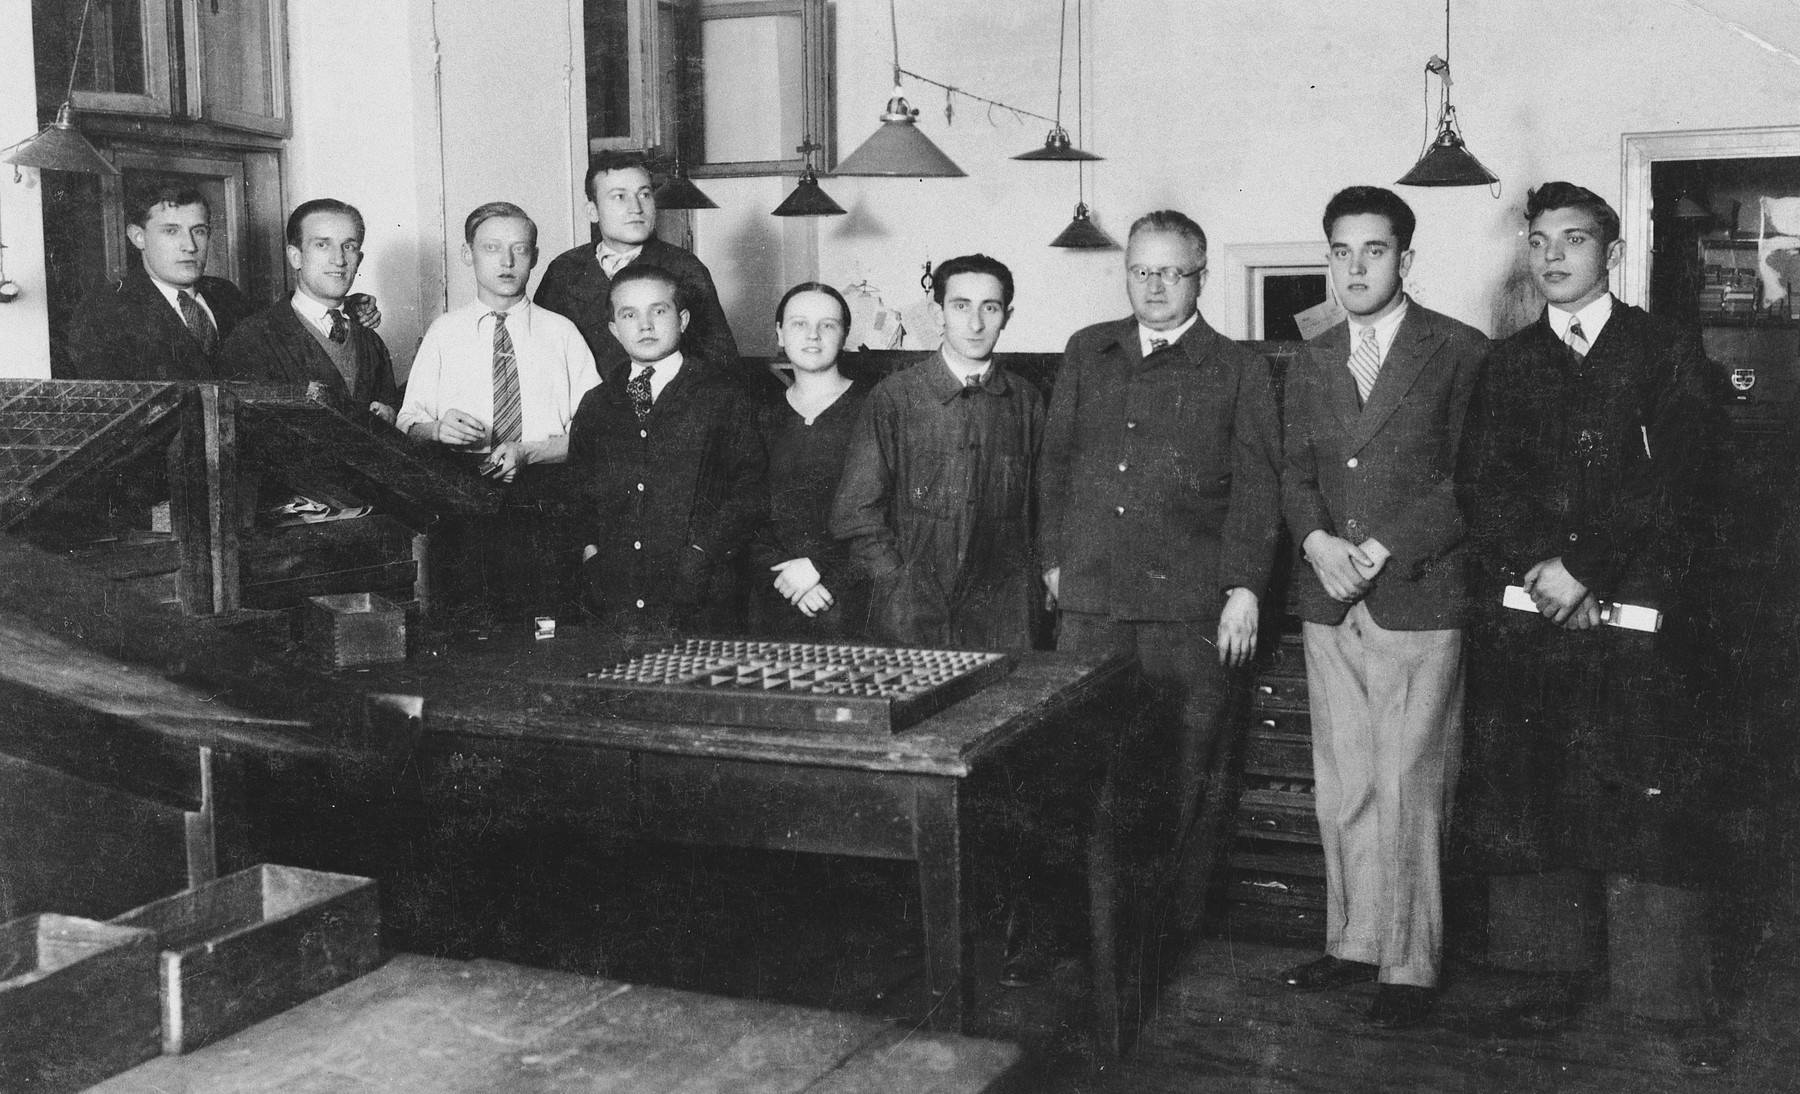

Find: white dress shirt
<box><xmin>398</xmin><ymin>299</ymin><xmax>600</xmax><ymax>449</ymax></box>
<box><xmin>629</xmin><ymin>350</ymin><xmax>683</xmax><ymax>403</ymax></box>
<box><xmin>598</xmin><ymin>242</ymin><xmax>644</xmax><ymax>278</ymax></box>
<box><xmin>1348</xmin><ymin>295</ymin><xmax>1411</xmax><ymax>369</ymax></box>
<box><xmin>1138</xmin><ymin>312</ymin><xmax>1199</xmax><ymax>357</ymax></box>
<box><xmin>1546</xmin><ymin>292</ymin><xmax>1615</xmax><ymax>347</ymax></box>
<box><xmin>289</xmin><ymin>290</ymin><xmax>345</xmax><ymax>338</ymax></box>
<box><xmin>146</xmin><ymin>271</ymin><xmax>218</xmax><ymax>327</ymax></box>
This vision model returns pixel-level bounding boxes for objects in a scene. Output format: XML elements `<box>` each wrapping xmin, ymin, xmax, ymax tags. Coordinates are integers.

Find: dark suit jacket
<box><xmin>215</xmin><ymin>296</ymin><xmax>400</xmax><ymax>418</ymax></box>
<box><xmin>1039</xmin><ymin>314</ymin><xmax>1283</xmax><ymax>622</ymax></box>
<box><xmin>567</xmin><ymin>351</ymin><xmax>766</xmax><ymax>635</ymax></box>
<box><xmin>1283</xmin><ymin>302</ymin><xmax>1489</xmax><ymax>630</ymax></box>
<box><xmin>534</xmin><ymin>237</ymin><xmax>740</xmax><ymax>376</ymax></box>
<box><xmin>65</xmin><ymin>265</ymin><xmax>253</xmax><ymax>382</ymax></box>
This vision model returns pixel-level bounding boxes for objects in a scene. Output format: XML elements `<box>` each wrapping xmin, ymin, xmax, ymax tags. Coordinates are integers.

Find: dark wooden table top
<box><xmin>89</xmin><ymin>953</ymin><xmax>1023</xmax><ymax>1093</ymax></box>
<box><xmin>350</xmin><ymin>630</ymin><xmax>1131</xmax><ymax>777</ymax></box>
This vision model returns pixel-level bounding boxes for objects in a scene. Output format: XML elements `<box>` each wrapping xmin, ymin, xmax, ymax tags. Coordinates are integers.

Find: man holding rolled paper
<box><xmin>1456</xmin><ymin>182</ymin><xmax>1734</xmax><ymax>1071</ymax></box>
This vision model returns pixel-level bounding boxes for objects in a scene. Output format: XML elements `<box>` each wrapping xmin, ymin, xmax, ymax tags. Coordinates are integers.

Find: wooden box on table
<box><xmin>0</xmin><ymin>914</ymin><xmax>161</xmax><ymax>1093</ymax></box>
<box><xmin>109</xmin><ymin>864</ymin><xmax>380</xmax><ymax>1054</ymax></box>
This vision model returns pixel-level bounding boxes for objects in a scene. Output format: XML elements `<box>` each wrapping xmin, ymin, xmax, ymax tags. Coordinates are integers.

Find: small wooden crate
<box><xmin>110</xmin><ymin>864</ymin><xmax>380</xmax><ymax>1054</ymax></box>
<box><xmin>0</xmin><ymin>914</ymin><xmax>161</xmax><ymax>1094</ymax></box>
<box><xmin>304</xmin><ymin>591</ymin><xmax>406</xmax><ymax>667</ymax></box>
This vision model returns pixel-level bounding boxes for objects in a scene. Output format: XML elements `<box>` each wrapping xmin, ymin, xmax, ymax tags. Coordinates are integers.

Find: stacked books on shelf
<box><xmin>1698</xmin><ymin>238</ymin><xmax>1761</xmax><ymax>317</ymax></box>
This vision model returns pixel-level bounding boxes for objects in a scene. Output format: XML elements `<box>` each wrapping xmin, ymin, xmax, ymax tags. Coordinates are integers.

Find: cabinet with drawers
<box><xmin>1217</xmin><ymin>632</ymin><xmax>1328</xmax><ymax>944</ymax></box>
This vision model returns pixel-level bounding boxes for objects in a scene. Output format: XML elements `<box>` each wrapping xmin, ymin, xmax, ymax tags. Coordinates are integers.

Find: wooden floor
<box><xmin>1059</xmin><ymin>936</ymin><xmax>1800</xmax><ymax>1094</ymax></box>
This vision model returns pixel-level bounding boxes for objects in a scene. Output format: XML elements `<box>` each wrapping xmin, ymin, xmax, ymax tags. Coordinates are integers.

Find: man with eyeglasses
<box><xmin>1039</xmin><ymin>210</ymin><xmax>1283</xmax><ymax>936</ymax></box>
<box><xmin>217</xmin><ymin>198</ymin><xmax>399</xmax><ymax>426</ymax></box>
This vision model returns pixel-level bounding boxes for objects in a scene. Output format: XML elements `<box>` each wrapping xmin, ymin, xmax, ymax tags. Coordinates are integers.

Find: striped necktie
<box><xmin>1347</xmin><ymin>324</ymin><xmax>1381</xmax><ymax>402</ymax></box>
<box><xmin>178</xmin><ymin>290</ymin><xmax>218</xmax><ymax>355</ymax></box>
<box><xmin>1566</xmin><ymin>317</ymin><xmax>1590</xmax><ymax>359</ymax></box>
<box><xmin>490</xmin><ymin>312</ymin><xmax>523</xmax><ymax>444</ymax></box>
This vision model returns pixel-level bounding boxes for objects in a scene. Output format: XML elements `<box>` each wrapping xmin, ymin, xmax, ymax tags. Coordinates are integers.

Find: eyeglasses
<box><xmin>1127</xmin><ymin>265</ymin><xmax>1204</xmax><ymax>284</ymax></box>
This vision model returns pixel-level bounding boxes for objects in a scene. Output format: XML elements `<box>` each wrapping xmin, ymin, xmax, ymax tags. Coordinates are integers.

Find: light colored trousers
<box><xmin>1304</xmin><ymin>602</ymin><xmax>1464</xmax><ymax>987</ymax></box>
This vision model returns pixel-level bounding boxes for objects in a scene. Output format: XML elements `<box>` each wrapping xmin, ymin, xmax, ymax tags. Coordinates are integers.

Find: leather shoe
<box><xmin>1279</xmin><ymin>955</ymin><xmax>1378</xmax><ymax>992</ymax></box>
<box><xmin>1367</xmin><ymin>984</ymin><xmax>1436</xmax><ymax>1029</ymax></box>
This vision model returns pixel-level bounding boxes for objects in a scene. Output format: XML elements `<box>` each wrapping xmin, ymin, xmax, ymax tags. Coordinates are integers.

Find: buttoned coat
<box><xmin>216</xmin><ymin>297</ymin><xmax>400</xmax><ymax>420</ymax></box>
<box><xmin>64</xmin><ymin>265</ymin><xmax>253</xmax><ymax>382</ymax></box>
<box><xmin>829</xmin><ymin>354</ymin><xmax>1044</xmax><ymax>649</ymax></box>
<box><xmin>1282</xmin><ymin>303</ymin><xmax>1489</xmax><ymax>630</ymax></box>
<box><xmin>533</xmin><ymin>237</ymin><xmax>740</xmax><ymax>376</ymax></box>
<box><xmin>1454</xmin><ymin>299</ymin><xmax>1731</xmax><ymax>885</ymax></box>
<box><xmin>568</xmin><ymin>352</ymin><xmax>766</xmax><ymax>636</ymax></box>
<box><xmin>1038</xmin><ymin>315</ymin><xmax>1282</xmax><ymax>622</ymax></box>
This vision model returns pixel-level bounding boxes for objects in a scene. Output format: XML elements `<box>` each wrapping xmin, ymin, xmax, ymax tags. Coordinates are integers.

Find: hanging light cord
<box><xmin>882</xmin><ymin>0</ymin><xmax>1058</xmax><ymax>127</ymax></box>
<box><xmin>1076</xmin><ymin>0</ymin><xmax>1087</xmax><ymax>204</ymax></box>
<box><xmin>66</xmin><ymin>0</ymin><xmax>98</xmax><ymax>104</ymax></box>
<box><xmin>1053</xmin><ymin>0</ymin><xmax>1068</xmax><ymax>128</ymax></box>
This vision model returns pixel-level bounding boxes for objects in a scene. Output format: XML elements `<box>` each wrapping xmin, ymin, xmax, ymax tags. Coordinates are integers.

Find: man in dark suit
<box><xmin>1039</xmin><ymin>210</ymin><xmax>1283</xmax><ymax>933</ymax></box>
<box><xmin>1457</xmin><ymin>182</ymin><xmax>1732</xmax><ymax>1070</ymax></box>
<box><xmin>569</xmin><ymin>263</ymin><xmax>764</xmax><ymax>641</ymax></box>
<box><xmin>65</xmin><ymin>183</ymin><xmax>253</xmax><ymax>382</ymax></box>
<box><xmin>1276</xmin><ymin>187</ymin><xmax>1488</xmax><ymax>1029</ymax></box>
<box><xmin>534</xmin><ymin>152</ymin><xmax>739</xmax><ymax>376</ymax></box>
<box><xmin>216</xmin><ymin>198</ymin><xmax>398</xmax><ymax>425</ymax></box>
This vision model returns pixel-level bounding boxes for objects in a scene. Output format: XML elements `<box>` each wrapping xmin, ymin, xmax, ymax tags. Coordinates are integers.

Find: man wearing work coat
<box><xmin>1039</xmin><ymin>210</ymin><xmax>1283</xmax><ymax>929</ymax></box>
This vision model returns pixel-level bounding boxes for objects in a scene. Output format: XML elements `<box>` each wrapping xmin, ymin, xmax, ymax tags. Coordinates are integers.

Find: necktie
<box><xmin>490</xmin><ymin>312</ymin><xmax>523</xmax><ymax>444</ymax></box>
<box><xmin>627</xmin><ymin>363</ymin><xmax>655</xmax><ymax>421</ymax></box>
<box><xmin>327</xmin><ymin>308</ymin><xmax>349</xmax><ymax>344</ymax></box>
<box><xmin>178</xmin><ymin>290</ymin><xmax>218</xmax><ymax>355</ymax></box>
<box><xmin>1566</xmin><ymin>317</ymin><xmax>1590</xmax><ymax>359</ymax></box>
<box><xmin>1149</xmin><ymin>337</ymin><xmax>1169</xmax><ymax>353</ymax></box>
<box><xmin>1347</xmin><ymin>325</ymin><xmax>1382</xmax><ymax>402</ymax></box>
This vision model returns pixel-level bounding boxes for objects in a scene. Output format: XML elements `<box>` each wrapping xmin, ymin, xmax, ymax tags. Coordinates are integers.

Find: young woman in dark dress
<box><xmin>749</xmin><ymin>282</ymin><xmax>871</xmax><ymax>638</ymax></box>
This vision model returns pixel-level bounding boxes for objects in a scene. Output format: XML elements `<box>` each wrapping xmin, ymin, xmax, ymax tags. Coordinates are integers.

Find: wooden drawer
<box><xmin>1236</xmin><ymin>788</ymin><xmax>1320</xmax><ymax>844</ymax></box>
<box><xmin>1218</xmin><ymin>899</ymin><xmax>1327</xmax><ymax>945</ymax></box>
<box><xmin>1228</xmin><ymin>868</ymin><xmax>1327</xmax><ymax>910</ymax></box>
<box><xmin>1243</xmin><ymin>731</ymin><xmax>1313</xmax><ymax>777</ymax></box>
<box><xmin>1251</xmin><ymin>672</ymin><xmax>1309</xmax><ymax>712</ymax></box>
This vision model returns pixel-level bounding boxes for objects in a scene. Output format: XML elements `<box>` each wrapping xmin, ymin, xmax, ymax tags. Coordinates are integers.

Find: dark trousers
<box><xmin>1058</xmin><ymin>611</ymin><xmax>1241</xmax><ymax>926</ymax></box>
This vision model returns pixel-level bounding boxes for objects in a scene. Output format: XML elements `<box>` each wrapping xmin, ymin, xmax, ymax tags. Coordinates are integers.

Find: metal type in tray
<box><xmin>541</xmin><ymin>637</ymin><xmax>1015</xmax><ymax>734</ymax></box>
<box><xmin>0</xmin><ymin>380</ymin><xmax>186</xmax><ymax>528</ymax></box>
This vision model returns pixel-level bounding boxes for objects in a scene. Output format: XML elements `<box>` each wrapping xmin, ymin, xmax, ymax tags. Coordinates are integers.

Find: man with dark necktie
<box><xmin>398</xmin><ymin>202</ymin><xmax>599</xmax><ymax>621</ymax></box>
<box><xmin>65</xmin><ymin>183</ymin><xmax>254</xmax><ymax>382</ymax></box>
<box><xmin>216</xmin><ymin>198</ymin><xmax>399</xmax><ymax>425</ymax></box>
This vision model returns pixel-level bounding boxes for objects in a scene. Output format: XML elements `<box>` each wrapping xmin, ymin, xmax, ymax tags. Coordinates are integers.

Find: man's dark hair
<box><xmin>930</xmin><ymin>254</ymin><xmax>1015</xmax><ymax>308</ymax></box>
<box><xmin>126</xmin><ymin>183</ymin><xmax>209</xmax><ymax>228</ymax></box>
<box><xmin>776</xmin><ymin>281</ymin><xmax>851</xmax><ymax>327</ymax></box>
<box><xmin>585</xmin><ymin>151</ymin><xmax>653</xmax><ymax>203</ymax></box>
<box><xmin>1525</xmin><ymin>181</ymin><xmax>1621</xmax><ymax>246</ymax></box>
<box><xmin>463</xmin><ymin>201</ymin><xmax>538</xmax><ymax>247</ymax></box>
<box><xmin>286</xmin><ymin>198</ymin><xmax>365</xmax><ymax>248</ymax></box>
<box><xmin>1323</xmin><ymin>186</ymin><xmax>1416</xmax><ymax>251</ymax></box>
<box><xmin>609</xmin><ymin>262</ymin><xmax>687</xmax><ymax>314</ymax></box>
<box><xmin>1128</xmin><ymin>210</ymin><xmax>1207</xmax><ymax>255</ymax></box>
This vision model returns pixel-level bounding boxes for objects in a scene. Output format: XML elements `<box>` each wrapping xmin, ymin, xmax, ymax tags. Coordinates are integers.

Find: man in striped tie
<box><xmin>1278</xmin><ymin>186</ymin><xmax>1489</xmax><ymax>1029</ymax></box>
<box><xmin>398</xmin><ymin>202</ymin><xmax>600</xmax><ymax>623</ymax></box>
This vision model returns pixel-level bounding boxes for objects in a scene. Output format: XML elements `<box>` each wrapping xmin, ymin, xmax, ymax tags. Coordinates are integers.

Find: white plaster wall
<box><xmin>286</xmin><ymin>0</ymin><xmax>586</xmax><ymax>382</ymax></box>
<box><xmin>686</xmin><ymin>0</ymin><xmax>1800</xmax><ymax>350</ymax></box>
<box><xmin>0</xmin><ymin>0</ymin><xmax>53</xmax><ymax>378</ymax></box>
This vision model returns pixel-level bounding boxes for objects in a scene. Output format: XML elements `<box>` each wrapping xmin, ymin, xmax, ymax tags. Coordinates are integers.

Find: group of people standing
<box><xmin>61</xmin><ymin>154</ymin><xmax>1733</xmax><ymax>1068</ymax></box>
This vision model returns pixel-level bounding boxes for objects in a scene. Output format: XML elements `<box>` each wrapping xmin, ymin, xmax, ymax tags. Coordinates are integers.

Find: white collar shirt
<box><xmin>630</xmin><ymin>350</ymin><xmax>683</xmax><ymax>403</ymax></box>
<box><xmin>146</xmin><ymin>271</ymin><xmax>218</xmax><ymax>328</ymax></box>
<box><xmin>1347</xmin><ymin>295</ymin><xmax>1411</xmax><ymax>367</ymax></box>
<box><xmin>597</xmin><ymin>242</ymin><xmax>644</xmax><ymax>278</ymax></box>
<box><xmin>397</xmin><ymin>299</ymin><xmax>601</xmax><ymax>449</ymax></box>
<box><xmin>938</xmin><ymin>349</ymin><xmax>988</xmax><ymax>387</ymax></box>
<box><xmin>1138</xmin><ymin>312</ymin><xmax>1199</xmax><ymax>357</ymax></box>
<box><xmin>1546</xmin><ymin>293</ymin><xmax>1615</xmax><ymax>347</ymax></box>
<box><xmin>289</xmin><ymin>290</ymin><xmax>345</xmax><ymax>338</ymax></box>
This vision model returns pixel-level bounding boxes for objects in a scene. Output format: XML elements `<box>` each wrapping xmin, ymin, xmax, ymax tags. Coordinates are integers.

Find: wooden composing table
<box><xmin>359</xmin><ymin>632</ymin><xmax>1132</xmax><ymax>1034</ymax></box>
<box><xmin>88</xmin><ymin>953</ymin><xmax>1024</xmax><ymax>1093</ymax></box>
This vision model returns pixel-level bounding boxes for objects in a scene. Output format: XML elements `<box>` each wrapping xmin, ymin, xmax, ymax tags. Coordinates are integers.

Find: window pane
<box><xmin>587</xmin><ymin>0</ymin><xmax>633</xmax><ymax>141</ymax></box>
<box><xmin>69</xmin><ymin>0</ymin><xmax>149</xmax><ymax>97</ymax></box>
<box><xmin>700</xmin><ymin>13</ymin><xmax>801</xmax><ymax>164</ymax></box>
<box><xmin>201</xmin><ymin>0</ymin><xmax>277</xmax><ymax>121</ymax></box>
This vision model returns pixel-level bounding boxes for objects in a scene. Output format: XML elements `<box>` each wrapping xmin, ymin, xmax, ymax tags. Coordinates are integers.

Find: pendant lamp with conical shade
<box><xmin>1</xmin><ymin>0</ymin><xmax>119</xmax><ymax>179</ymax></box>
<box><xmin>1046</xmin><ymin>0</ymin><xmax>1115</xmax><ymax>248</ymax></box>
<box><xmin>835</xmin><ymin>0</ymin><xmax>964</xmax><ymax>178</ymax></box>
<box><xmin>1014</xmin><ymin>1</ymin><xmax>1102</xmax><ymax>163</ymax></box>
<box><xmin>653</xmin><ymin>156</ymin><xmax>718</xmax><ymax>210</ymax></box>
<box><xmin>1397</xmin><ymin>2</ymin><xmax>1496</xmax><ymax>189</ymax></box>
